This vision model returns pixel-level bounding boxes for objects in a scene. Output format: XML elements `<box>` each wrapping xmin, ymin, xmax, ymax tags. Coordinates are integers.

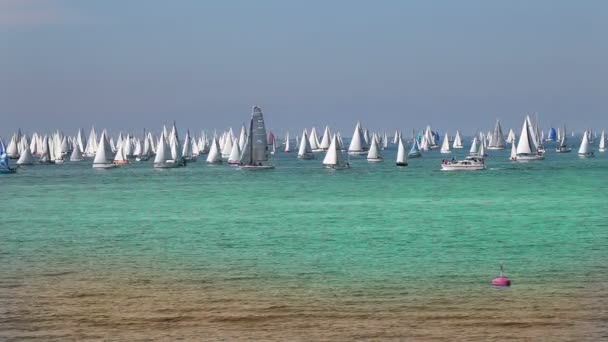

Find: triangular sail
<box><xmin>396</xmin><ymin>137</ymin><xmax>407</xmax><ymax>164</ymax></box>
<box><xmin>440</xmin><ymin>133</ymin><xmax>451</xmax><ymax>153</ymax></box>
<box><xmin>516</xmin><ymin>117</ymin><xmax>537</xmax><ymax>155</ymax></box>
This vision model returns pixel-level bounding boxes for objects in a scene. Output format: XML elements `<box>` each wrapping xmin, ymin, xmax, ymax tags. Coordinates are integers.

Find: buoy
<box><xmin>491</xmin><ymin>262</ymin><xmax>511</xmax><ymax>287</ymax></box>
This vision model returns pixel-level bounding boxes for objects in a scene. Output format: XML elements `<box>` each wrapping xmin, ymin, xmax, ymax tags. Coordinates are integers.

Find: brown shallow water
<box><xmin>2</xmin><ymin>271</ymin><xmax>607</xmax><ymax>341</ymax></box>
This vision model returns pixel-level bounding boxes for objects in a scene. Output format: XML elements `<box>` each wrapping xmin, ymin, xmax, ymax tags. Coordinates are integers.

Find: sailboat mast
<box><xmin>248</xmin><ymin>117</ymin><xmax>254</xmax><ymax>165</ymax></box>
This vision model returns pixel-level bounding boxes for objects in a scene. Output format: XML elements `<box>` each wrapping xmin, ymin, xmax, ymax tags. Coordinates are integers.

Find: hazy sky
<box><xmin>1</xmin><ymin>0</ymin><xmax>607</xmax><ymax>137</ymax></box>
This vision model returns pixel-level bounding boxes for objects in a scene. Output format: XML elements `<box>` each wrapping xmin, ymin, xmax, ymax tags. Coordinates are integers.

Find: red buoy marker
<box><xmin>492</xmin><ymin>262</ymin><xmax>511</xmax><ymax>287</ymax></box>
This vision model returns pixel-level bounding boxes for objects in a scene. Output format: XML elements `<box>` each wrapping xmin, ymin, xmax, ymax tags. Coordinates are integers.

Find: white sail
<box><xmin>228</xmin><ymin>138</ymin><xmax>242</xmax><ymax>163</ymax></box>
<box><xmin>123</xmin><ymin>135</ymin><xmax>134</xmax><ymax>158</ymax></box>
<box><xmin>348</xmin><ymin>121</ymin><xmax>367</xmax><ymax>154</ymax></box>
<box><xmin>440</xmin><ymin>133</ymin><xmax>451</xmax><ymax>153</ymax></box>
<box><xmin>599</xmin><ymin>130</ymin><xmax>605</xmax><ymax>152</ymax></box>
<box><xmin>6</xmin><ymin>134</ymin><xmax>20</xmax><ymax>158</ymax></box>
<box><xmin>323</xmin><ymin>135</ymin><xmax>348</xmax><ymax>168</ymax></box>
<box><xmin>206</xmin><ymin>136</ymin><xmax>222</xmax><ymax>163</ymax></box>
<box><xmin>453</xmin><ymin>130</ymin><xmax>463</xmax><ymax>148</ymax></box>
<box><xmin>479</xmin><ymin>139</ymin><xmax>487</xmax><ymax>157</ymax></box>
<box><xmin>488</xmin><ymin>120</ymin><xmax>506</xmax><ymax>149</ymax></box>
<box><xmin>222</xmin><ymin>130</ymin><xmax>234</xmax><ymax>158</ymax></box>
<box><xmin>469</xmin><ymin>137</ymin><xmax>479</xmax><ymax>156</ymax></box>
<box><xmin>284</xmin><ymin>132</ymin><xmax>291</xmax><ymax>152</ymax></box>
<box><xmin>298</xmin><ymin>129</ymin><xmax>314</xmax><ymax>159</ymax></box>
<box><xmin>238</xmin><ymin>126</ymin><xmax>247</xmax><ymax>151</ymax></box>
<box><xmin>84</xmin><ymin>127</ymin><xmax>97</xmax><ymax>157</ymax></box>
<box><xmin>509</xmin><ymin>141</ymin><xmax>517</xmax><ymax>161</ymax></box>
<box><xmin>309</xmin><ymin>127</ymin><xmax>321</xmax><ymax>151</ymax></box>
<box><xmin>70</xmin><ymin>143</ymin><xmax>84</xmax><ymax>161</ymax></box>
<box><xmin>506</xmin><ymin>129</ymin><xmax>516</xmax><ymax>143</ymax></box>
<box><xmin>396</xmin><ymin>136</ymin><xmax>407</xmax><ymax>165</ymax></box>
<box><xmin>93</xmin><ymin>130</ymin><xmax>115</xmax><ymax>167</ymax></box>
<box><xmin>39</xmin><ymin>136</ymin><xmax>52</xmax><ymax>163</ymax></box>
<box><xmin>133</xmin><ymin>138</ymin><xmax>142</xmax><ymax>157</ymax></box>
<box><xmin>393</xmin><ymin>130</ymin><xmax>400</xmax><ymax>145</ymax></box>
<box><xmin>182</xmin><ymin>130</ymin><xmax>193</xmax><ymax>159</ymax></box>
<box><xmin>319</xmin><ymin>126</ymin><xmax>331</xmax><ymax>150</ymax></box>
<box><xmin>382</xmin><ymin>131</ymin><xmax>388</xmax><ymax>150</ymax></box>
<box><xmin>16</xmin><ymin>139</ymin><xmax>34</xmax><ymax>165</ymax></box>
<box><xmin>169</xmin><ymin>122</ymin><xmax>183</xmax><ymax>163</ymax></box>
<box><xmin>154</xmin><ymin>132</ymin><xmax>170</xmax><ymax>165</ymax></box>
<box><xmin>578</xmin><ymin>131</ymin><xmax>593</xmax><ymax>156</ymax></box>
<box><xmin>367</xmin><ymin>134</ymin><xmax>383</xmax><ymax>161</ymax></box>
<box><xmin>113</xmin><ymin>142</ymin><xmax>128</xmax><ymax>163</ymax></box>
<box><xmin>516</xmin><ymin>117</ymin><xmax>537</xmax><ymax>155</ymax></box>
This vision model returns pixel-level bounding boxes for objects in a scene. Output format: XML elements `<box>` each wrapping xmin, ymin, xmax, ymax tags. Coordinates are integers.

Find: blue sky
<box><xmin>1</xmin><ymin>0</ymin><xmax>607</xmax><ymax>136</ymax></box>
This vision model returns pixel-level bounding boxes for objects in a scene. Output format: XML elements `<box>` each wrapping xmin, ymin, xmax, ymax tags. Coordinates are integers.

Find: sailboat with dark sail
<box><xmin>239</xmin><ymin>106</ymin><xmax>275</xmax><ymax>170</ymax></box>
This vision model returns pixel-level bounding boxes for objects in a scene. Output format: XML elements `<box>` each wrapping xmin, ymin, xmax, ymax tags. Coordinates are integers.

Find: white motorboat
<box><xmin>441</xmin><ymin>156</ymin><xmax>485</xmax><ymax>171</ymax></box>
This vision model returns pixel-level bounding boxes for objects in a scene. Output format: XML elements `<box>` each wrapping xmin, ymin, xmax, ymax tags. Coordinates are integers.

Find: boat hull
<box><xmin>578</xmin><ymin>152</ymin><xmax>595</xmax><ymax>158</ymax></box>
<box><xmin>555</xmin><ymin>147</ymin><xmax>571</xmax><ymax>153</ymax></box>
<box><xmin>0</xmin><ymin>169</ymin><xmax>17</xmax><ymax>174</ymax></box>
<box><xmin>367</xmin><ymin>158</ymin><xmax>383</xmax><ymax>162</ymax></box>
<box><xmin>441</xmin><ymin>165</ymin><xmax>485</xmax><ymax>171</ymax></box>
<box><xmin>154</xmin><ymin>162</ymin><xmax>180</xmax><ymax>168</ymax></box>
<box><xmin>93</xmin><ymin>163</ymin><xmax>117</xmax><ymax>169</ymax></box>
<box><xmin>396</xmin><ymin>162</ymin><xmax>408</xmax><ymax>167</ymax></box>
<box><xmin>297</xmin><ymin>154</ymin><xmax>315</xmax><ymax>160</ymax></box>
<box><xmin>239</xmin><ymin>165</ymin><xmax>275</xmax><ymax>170</ymax></box>
<box><xmin>324</xmin><ymin>164</ymin><xmax>350</xmax><ymax>170</ymax></box>
<box><xmin>347</xmin><ymin>151</ymin><xmax>368</xmax><ymax>155</ymax></box>
<box><xmin>516</xmin><ymin>154</ymin><xmax>545</xmax><ymax>161</ymax></box>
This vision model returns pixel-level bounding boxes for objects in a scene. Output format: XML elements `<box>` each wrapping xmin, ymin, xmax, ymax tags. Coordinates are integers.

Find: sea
<box><xmin>2</xmin><ymin>142</ymin><xmax>607</xmax><ymax>341</ymax></box>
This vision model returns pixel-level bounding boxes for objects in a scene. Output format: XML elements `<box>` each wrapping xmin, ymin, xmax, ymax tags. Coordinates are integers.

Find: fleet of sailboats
<box><xmin>2</xmin><ymin>113</ymin><xmax>606</xmax><ymax>175</ymax></box>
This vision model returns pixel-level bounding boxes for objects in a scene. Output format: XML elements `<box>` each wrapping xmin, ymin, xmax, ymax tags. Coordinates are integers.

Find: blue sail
<box><xmin>0</xmin><ymin>138</ymin><xmax>16</xmax><ymax>173</ymax></box>
<box><xmin>547</xmin><ymin>128</ymin><xmax>557</xmax><ymax>141</ymax></box>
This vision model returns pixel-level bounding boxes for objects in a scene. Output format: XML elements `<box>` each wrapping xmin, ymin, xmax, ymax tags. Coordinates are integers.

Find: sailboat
<box><xmin>487</xmin><ymin>120</ymin><xmax>506</xmax><ymax>150</ymax></box>
<box><xmin>578</xmin><ymin>131</ymin><xmax>594</xmax><ymax>158</ymax></box>
<box><xmin>182</xmin><ymin>130</ymin><xmax>196</xmax><ymax>161</ymax></box>
<box><xmin>0</xmin><ymin>138</ymin><xmax>17</xmax><ymax>174</ymax></box>
<box><xmin>323</xmin><ymin>135</ymin><xmax>350</xmax><ymax>169</ymax></box>
<box><xmin>546</xmin><ymin>127</ymin><xmax>557</xmax><ymax>141</ymax></box>
<box><xmin>319</xmin><ymin>126</ymin><xmax>331</xmax><ymax>151</ymax></box>
<box><xmin>599</xmin><ymin>130</ymin><xmax>606</xmax><ymax>152</ymax></box>
<box><xmin>206</xmin><ymin>136</ymin><xmax>223</xmax><ymax>164</ymax></box>
<box><xmin>440</xmin><ymin>132</ymin><xmax>451</xmax><ymax>154</ymax></box>
<box><xmin>506</xmin><ymin>129</ymin><xmax>516</xmax><ymax>144</ymax></box>
<box><xmin>16</xmin><ymin>139</ymin><xmax>35</xmax><ymax>165</ymax></box>
<box><xmin>154</xmin><ymin>131</ymin><xmax>179</xmax><ymax>168</ymax></box>
<box><xmin>39</xmin><ymin>136</ymin><xmax>53</xmax><ymax>164</ymax></box>
<box><xmin>227</xmin><ymin>139</ymin><xmax>242</xmax><ymax>165</ymax></box>
<box><xmin>113</xmin><ymin>142</ymin><xmax>129</xmax><ymax>165</ymax></box>
<box><xmin>239</xmin><ymin>106</ymin><xmax>274</xmax><ymax>169</ymax></box>
<box><xmin>452</xmin><ymin>130</ymin><xmax>463</xmax><ymax>149</ymax></box>
<box><xmin>93</xmin><ymin>130</ymin><xmax>117</xmax><ymax>169</ymax></box>
<box><xmin>347</xmin><ymin>121</ymin><xmax>368</xmax><ymax>155</ymax></box>
<box><xmin>309</xmin><ymin>127</ymin><xmax>322</xmax><ymax>152</ymax></box>
<box><xmin>297</xmin><ymin>129</ymin><xmax>315</xmax><ymax>159</ymax></box>
<box><xmin>469</xmin><ymin>137</ymin><xmax>479</xmax><ymax>156</ymax></box>
<box><xmin>366</xmin><ymin>134</ymin><xmax>383</xmax><ymax>162</ymax></box>
<box><xmin>284</xmin><ymin>132</ymin><xmax>291</xmax><ymax>152</ymax></box>
<box><xmin>408</xmin><ymin>139</ymin><xmax>422</xmax><ymax>158</ymax></box>
<box><xmin>69</xmin><ymin>142</ymin><xmax>84</xmax><ymax>161</ymax></box>
<box><xmin>396</xmin><ymin>136</ymin><xmax>408</xmax><ymax>166</ymax></box>
<box><xmin>509</xmin><ymin>141</ymin><xmax>517</xmax><ymax>161</ymax></box>
<box><xmin>515</xmin><ymin>116</ymin><xmax>544</xmax><ymax>161</ymax></box>
<box><xmin>556</xmin><ymin>125</ymin><xmax>571</xmax><ymax>153</ymax></box>
<box><xmin>6</xmin><ymin>133</ymin><xmax>20</xmax><ymax>159</ymax></box>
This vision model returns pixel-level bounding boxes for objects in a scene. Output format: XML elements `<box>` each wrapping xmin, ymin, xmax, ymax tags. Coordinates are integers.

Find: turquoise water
<box><xmin>2</xmin><ymin>144</ymin><xmax>608</xmax><ymax>339</ymax></box>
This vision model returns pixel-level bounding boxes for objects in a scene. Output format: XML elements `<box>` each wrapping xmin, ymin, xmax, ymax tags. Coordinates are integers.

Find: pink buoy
<box><xmin>491</xmin><ymin>263</ymin><xmax>511</xmax><ymax>287</ymax></box>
